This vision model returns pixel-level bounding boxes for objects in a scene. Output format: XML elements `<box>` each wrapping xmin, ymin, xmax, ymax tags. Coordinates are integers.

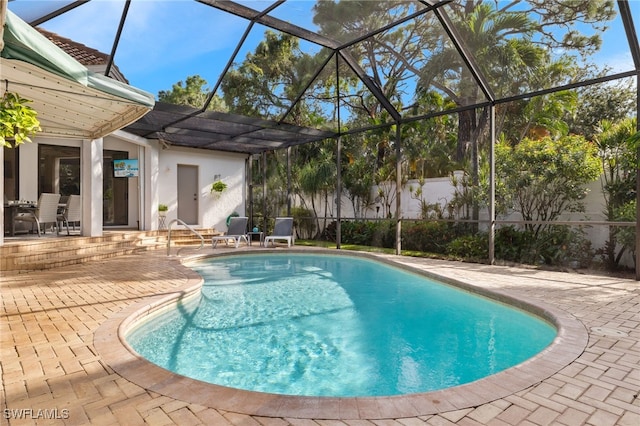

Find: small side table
<box><xmin>158</xmin><ymin>215</ymin><xmax>167</xmax><ymax>230</ymax></box>
<box><xmin>247</xmin><ymin>231</ymin><xmax>264</xmax><ymax>246</ymax></box>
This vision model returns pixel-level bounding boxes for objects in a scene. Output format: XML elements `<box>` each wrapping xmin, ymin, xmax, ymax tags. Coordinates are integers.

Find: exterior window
<box><xmin>103</xmin><ymin>150</ymin><xmax>129</xmax><ymax>226</ymax></box>
<box><xmin>38</xmin><ymin>144</ymin><xmax>80</xmax><ymax>199</ymax></box>
<box><xmin>3</xmin><ymin>145</ymin><xmax>19</xmax><ymax>201</ymax></box>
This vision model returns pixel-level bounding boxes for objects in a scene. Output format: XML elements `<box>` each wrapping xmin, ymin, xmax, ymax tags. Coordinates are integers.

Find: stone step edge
<box><xmin>4</xmin><ymin>244</ymin><xmax>164</xmax><ymax>272</ymax></box>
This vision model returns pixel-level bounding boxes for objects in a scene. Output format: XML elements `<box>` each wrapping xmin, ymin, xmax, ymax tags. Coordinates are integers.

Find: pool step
<box><xmin>165</xmin><ymin>228</ymin><xmax>220</xmax><ymax>247</ymax></box>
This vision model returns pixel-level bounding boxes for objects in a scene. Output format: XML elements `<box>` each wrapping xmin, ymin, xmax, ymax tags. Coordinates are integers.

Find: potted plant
<box><xmin>210</xmin><ymin>180</ymin><xmax>227</xmax><ymax>195</ymax></box>
<box><xmin>158</xmin><ymin>204</ymin><xmax>168</xmax><ymax>216</ymax></box>
<box><xmin>1</xmin><ymin>91</ymin><xmax>42</xmax><ymax>147</ymax></box>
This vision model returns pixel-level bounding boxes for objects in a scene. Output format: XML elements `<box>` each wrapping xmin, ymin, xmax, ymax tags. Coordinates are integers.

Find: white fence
<box><xmin>291</xmin><ymin>172</ymin><xmax>634</xmax><ymax>267</ymax></box>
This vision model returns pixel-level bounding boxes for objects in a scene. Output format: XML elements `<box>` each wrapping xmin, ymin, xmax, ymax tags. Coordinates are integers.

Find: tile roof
<box><xmin>35</xmin><ymin>27</ymin><xmax>128</xmax><ymax>83</ymax></box>
<box><xmin>37</xmin><ymin>27</ymin><xmax>108</xmax><ymax>66</ymax></box>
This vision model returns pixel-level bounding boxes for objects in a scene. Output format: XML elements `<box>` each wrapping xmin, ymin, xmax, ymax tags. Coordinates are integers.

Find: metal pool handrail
<box><xmin>167</xmin><ymin>219</ymin><xmax>204</xmax><ymax>256</ymax></box>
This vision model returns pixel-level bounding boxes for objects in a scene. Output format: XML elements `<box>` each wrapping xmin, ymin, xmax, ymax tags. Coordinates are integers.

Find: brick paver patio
<box><xmin>1</xmin><ymin>247</ymin><xmax>639</xmax><ymax>425</ymax></box>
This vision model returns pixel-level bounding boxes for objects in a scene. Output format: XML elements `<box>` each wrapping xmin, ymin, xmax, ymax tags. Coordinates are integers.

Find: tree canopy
<box><xmin>157</xmin><ymin>75</ymin><xmax>227</xmax><ymax>111</ymax></box>
<box><xmin>496</xmin><ymin>135</ymin><xmax>602</xmax><ymax>235</ymax></box>
<box><xmin>157</xmin><ymin>0</ymin><xmax>629</xmax><ymax>240</ymax></box>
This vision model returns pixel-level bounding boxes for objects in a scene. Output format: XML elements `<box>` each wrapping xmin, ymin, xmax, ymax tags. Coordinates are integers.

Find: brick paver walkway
<box><xmin>1</xmin><ymin>248</ymin><xmax>639</xmax><ymax>425</ymax></box>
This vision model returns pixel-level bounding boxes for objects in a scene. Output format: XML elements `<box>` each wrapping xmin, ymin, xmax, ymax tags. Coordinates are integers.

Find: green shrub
<box><xmin>375</xmin><ymin>220</ymin><xmax>396</xmax><ymax>248</ymax></box>
<box><xmin>324</xmin><ymin>220</ymin><xmax>595</xmax><ymax>268</ymax></box>
<box><xmin>495</xmin><ymin>225</ymin><xmax>593</xmax><ymax>267</ymax></box>
<box><xmin>536</xmin><ymin>226</ymin><xmax>593</xmax><ymax>267</ymax></box>
<box><xmin>494</xmin><ymin>226</ymin><xmax>533</xmax><ymax>262</ymax></box>
<box><xmin>343</xmin><ymin>221</ymin><xmax>369</xmax><ymax>245</ymax></box>
<box><xmin>326</xmin><ymin>220</ymin><xmax>395</xmax><ymax>248</ymax></box>
<box><xmin>613</xmin><ymin>200</ymin><xmax>636</xmax><ymax>266</ymax></box>
<box><xmin>446</xmin><ymin>234</ymin><xmax>489</xmax><ymax>260</ymax></box>
<box><xmin>291</xmin><ymin>207</ymin><xmax>315</xmax><ymax>239</ymax></box>
<box><xmin>402</xmin><ymin>221</ymin><xmax>456</xmax><ymax>254</ymax></box>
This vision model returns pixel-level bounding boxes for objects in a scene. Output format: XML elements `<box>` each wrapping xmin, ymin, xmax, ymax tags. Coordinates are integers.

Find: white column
<box><xmin>137</xmin><ymin>145</ymin><xmax>144</xmax><ymax>230</ymax></box>
<box><xmin>18</xmin><ymin>142</ymin><xmax>38</xmax><ymax>201</ymax></box>
<box><xmin>81</xmin><ymin>138</ymin><xmax>103</xmax><ymax>237</ymax></box>
<box><xmin>147</xmin><ymin>142</ymin><xmax>159</xmax><ymax>230</ymax></box>
<box><xmin>0</xmin><ymin>145</ymin><xmax>4</xmax><ymax>245</ymax></box>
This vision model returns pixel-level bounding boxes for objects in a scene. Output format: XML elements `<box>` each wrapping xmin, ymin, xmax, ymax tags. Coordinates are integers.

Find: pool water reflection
<box><xmin>126</xmin><ymin>253</ymin><xmax>556</xmax><ymax>397</ymax></box>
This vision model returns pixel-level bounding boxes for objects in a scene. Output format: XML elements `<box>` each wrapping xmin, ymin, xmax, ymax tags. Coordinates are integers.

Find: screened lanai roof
<box><xmin>5</xmin><ymin>0</ymin><xmax>640</xmax><ymax>153</ymax></box>
<box><xmin>125</xmin><ymin>101</ymin><xmax>336</xmax><ymax>154</ymax></box>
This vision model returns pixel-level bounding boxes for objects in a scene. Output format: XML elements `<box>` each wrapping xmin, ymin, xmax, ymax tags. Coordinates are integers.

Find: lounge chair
<box><xmin>264</xmin><ymin>217</ymin><xmax>294</xmax><ymax>248</ymax></box>
<box><xmin>57</xmin><ymin>194</ymin><xmax>81</xmax><ymax>235</ymax></box>
<box><xmin>212</xmin><ymin>216</ymin><xmax>249</xmax><ymax>248</ymax></box>
<box><xmin>14</xmin><ymin>193</ymin><xmax>61</xmax><ymax>236</ymax></box>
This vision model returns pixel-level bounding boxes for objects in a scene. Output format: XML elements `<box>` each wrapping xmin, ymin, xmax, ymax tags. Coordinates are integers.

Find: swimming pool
<box><xmin>126</xmin><ymin>253</ymin><xmax>556</xmax><ymax>397</ymax></box>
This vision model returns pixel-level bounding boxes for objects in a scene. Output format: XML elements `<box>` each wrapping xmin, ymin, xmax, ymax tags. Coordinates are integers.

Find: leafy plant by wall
<box><xmin>291</xmin><ymin>207</ymin><xmax>315</xmax><ymax>239</ymax></box>
<box><xmin>1</xmin><ymin>92</ymin><xmax>41</xmax><ymax>147</ymax></box>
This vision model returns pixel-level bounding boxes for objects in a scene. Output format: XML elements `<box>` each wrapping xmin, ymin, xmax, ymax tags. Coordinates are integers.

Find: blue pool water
<box><xmin>126</xmin><ymin>254</ymin><xmax>556</xmax><ymax>397</ymax></box>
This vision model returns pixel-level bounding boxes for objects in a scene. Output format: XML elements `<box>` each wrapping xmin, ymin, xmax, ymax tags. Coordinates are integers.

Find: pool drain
<box><xmin>590</xmin><ymin>327</ymin><xmax>628</xmax><ymax>337</ymax></box>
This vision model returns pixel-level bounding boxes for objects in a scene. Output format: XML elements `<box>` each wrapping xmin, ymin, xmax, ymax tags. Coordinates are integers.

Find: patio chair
<box><xmin>212</xmin><ymin>216</ymin><xmax>249</xmax><ymax>248</ymax></box>
<box><xmin>264</xmin><ymin>217</ymin><xmax>294</xmax><ymax>248</ymax></box>
<box><xmin>14</xmin><ymin>193</ymin><xmax>61</xmax><ymax>237</ymax></box>
<box><xmin>57</xmin><ymin>194</ymin><xmax>81</xmax><ymax>235</ymax></box>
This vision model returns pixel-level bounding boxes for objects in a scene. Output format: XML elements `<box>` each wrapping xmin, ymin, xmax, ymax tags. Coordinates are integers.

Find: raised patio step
<box><xmin>1</xmin><ymin>231</ymin><xmax>162</xmax><ymax>272</ymax></box>
<box><xmin>1</xmin><ymin>237</ymin><xmax>157</xmax><ymax>272</ymax></box>
<box><xmin>1</xmin><ymin>229</ymin><xmax>223</xmax><ymax>272</ymax></box>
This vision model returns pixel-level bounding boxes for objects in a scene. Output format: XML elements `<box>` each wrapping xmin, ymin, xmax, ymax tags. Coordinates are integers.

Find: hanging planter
<box><xmin>210</xmin><ymin>180</ymin><xmax>227</xmax><ymax>196</ymax></box>
<box><xmin>0</xmin><ymin>91</ymin><xmax>42</xmax><ymax>148</ymax></box>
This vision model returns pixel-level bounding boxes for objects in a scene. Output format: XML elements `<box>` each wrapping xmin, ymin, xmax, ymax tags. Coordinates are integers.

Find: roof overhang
<box><xmin>125</xmin><ymin>102</ymin><xmax>337</xmax><ymax>155</ymax></box>
<box><xmin>1</xmin><ymin>9</ymin><xmax>154</xmax><ymax>140</ymax></box>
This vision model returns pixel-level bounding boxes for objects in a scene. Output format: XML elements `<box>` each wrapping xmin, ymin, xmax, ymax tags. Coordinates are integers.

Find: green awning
<box><xmin>1</xmin><ymin>9</ymin><xmax>155</xmax><ymax>139</ymax></box>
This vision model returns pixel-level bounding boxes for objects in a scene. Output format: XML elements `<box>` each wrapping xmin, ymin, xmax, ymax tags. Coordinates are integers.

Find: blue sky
<box><xmin>8</xmin><ymin>0</ymin><xmax>280</xmax><ymax>96</ymax></box>
<box><xmin>7</xmin><ymin>0</ymin><xmax>638</xmax><ymax>99</ymax></box>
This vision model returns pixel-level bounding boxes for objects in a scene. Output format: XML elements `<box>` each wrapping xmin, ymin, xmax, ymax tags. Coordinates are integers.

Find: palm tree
<box><xmin>299</xmin><ymin>142</ymin><xmax>337</xmax><ymax>238</ymax></box>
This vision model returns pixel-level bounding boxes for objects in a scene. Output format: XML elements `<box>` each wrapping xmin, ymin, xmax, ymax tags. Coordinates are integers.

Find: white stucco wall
<box><xmin>157</xmin><ymin>146</ymin><xmax>247</xmax><ymax>232</ymax></box>
<box><xmin>401</xmin><ymin>172</ymin><xmax>465</xmax><ymax>219</ymax></box>
<box><xmin>301</xmin><ymin>171</ymin><xmax>465</xmax><ymax>220</ymax></box>
<box><xmin>1</xmin><ymin>131</ymin><xmax>247</xmax><ymax>240</ymax></box>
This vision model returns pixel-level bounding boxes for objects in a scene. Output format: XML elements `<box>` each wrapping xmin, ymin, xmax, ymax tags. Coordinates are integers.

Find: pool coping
<box><xmin>94</xmin><ymin>249</ymin><xmax>589</xmax><ymax>420</ymax></box>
